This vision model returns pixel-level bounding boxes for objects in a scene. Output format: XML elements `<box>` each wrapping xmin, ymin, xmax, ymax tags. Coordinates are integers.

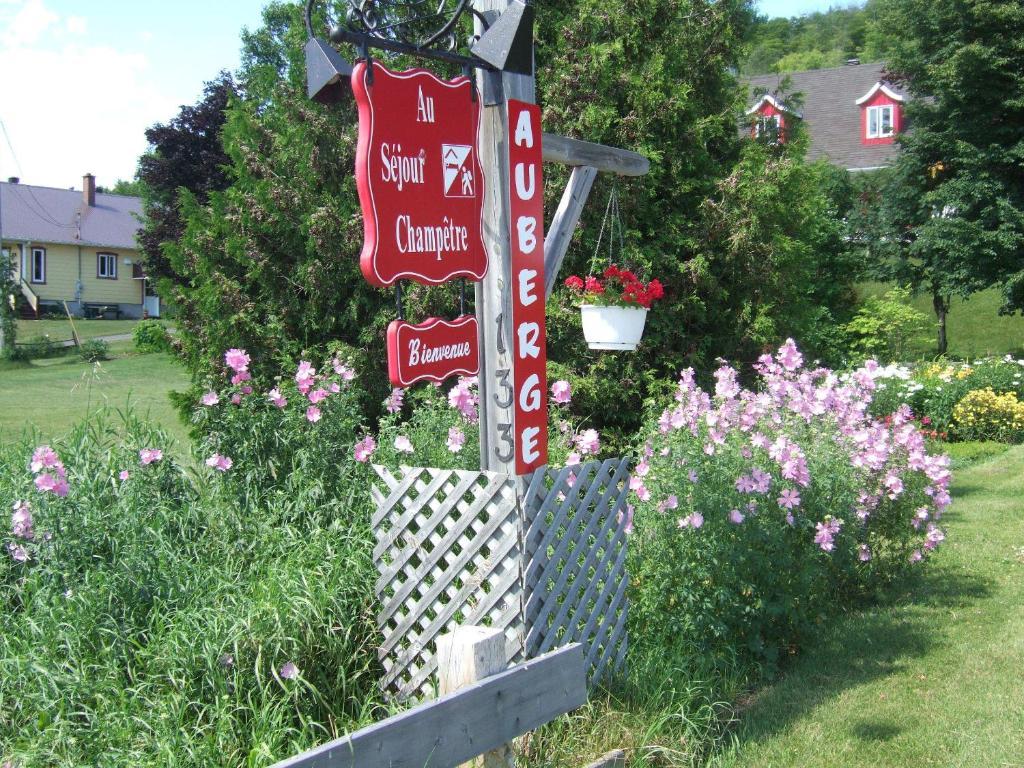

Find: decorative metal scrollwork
<box><xmin>343</xmin><ymin>0</ymin><xmax>473</xmax><ymax>52</ymax></box>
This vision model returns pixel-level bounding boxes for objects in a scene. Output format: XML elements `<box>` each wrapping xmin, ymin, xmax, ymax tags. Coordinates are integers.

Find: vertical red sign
<box><xmin>507</xmin><ymin>100</ymin><xmax>547</xmax><ymax>475</ymax></box>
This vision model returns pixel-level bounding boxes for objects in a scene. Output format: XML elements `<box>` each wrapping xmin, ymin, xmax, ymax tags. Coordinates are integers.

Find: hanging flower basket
<box><xmin>565</xmin><ymin>266</ymin><xmax>665</xmax><ymax>352</ymax></box>
<box><xmin>580</xmin><ymin>304</ymin><xmax>649</xmax><ymax>350</ymax></box>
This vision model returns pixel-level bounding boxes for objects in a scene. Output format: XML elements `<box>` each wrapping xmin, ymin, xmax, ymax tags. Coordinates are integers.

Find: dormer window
<box><xmin>866</xmin><ymin>105</ymin><xmax>894</xmax><ymax>139</ymax></box>
<box><xmin>745</xmin><ymin>94</ymin><xmax>799</xmax><ymax>145</ymax></box>
<box><xmin>755</xmin><ymin>114</ymin><xmax>782</xmax><ymax>142</ymax></box>
<box><xmin>857</xmin><ymin>82</ymin><xmax>904</xmax><ymax>145</ymax></box>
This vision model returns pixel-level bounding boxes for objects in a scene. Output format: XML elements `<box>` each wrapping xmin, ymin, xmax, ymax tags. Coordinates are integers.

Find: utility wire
<box><xmin>0</xmin><ymin>116</ymin><xmax>74</xmax><ymax>230</ymax></box>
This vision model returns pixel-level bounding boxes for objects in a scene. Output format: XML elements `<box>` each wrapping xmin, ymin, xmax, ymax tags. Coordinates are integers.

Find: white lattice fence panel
<box><xmin>522</xmin><ymin>458</ymin><xmax>632</xmax><ymax>686</ymax></box>
<box><xmin>371</xmin><ymin>465</ymin><xmax>523</xmax><ymax>701</ymax></box>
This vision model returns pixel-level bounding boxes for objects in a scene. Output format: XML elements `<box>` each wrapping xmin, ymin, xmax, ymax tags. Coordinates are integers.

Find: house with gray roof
<box><xmin>1</xmin><ymin>174</ymin><xmax>158</xmax><ymax>319</ymax></box>
<box><xmin>745</xmin><ymin>61</ymin><xmax>908</xmax><ymax>171</ymax></box>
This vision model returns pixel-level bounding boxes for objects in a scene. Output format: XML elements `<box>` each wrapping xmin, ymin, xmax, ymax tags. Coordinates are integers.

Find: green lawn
<box><xmin>713</xmin><ymin>445</ymin><xmax>1024</xmax><ymax>767</ymax></box>
<box><xmin>0</xmin><ymin>352</ymin><xmax>191</xmax><ymax>448</ymax></box>
<box><xmin>858</xmin><ymin>283</ymin><xmax>1024</xmax><ymax>360</ymax></box>
<box><xmin>15</xmin><ymin>318</ymin><xmax>144</xmax><ymax>343</ymax></box>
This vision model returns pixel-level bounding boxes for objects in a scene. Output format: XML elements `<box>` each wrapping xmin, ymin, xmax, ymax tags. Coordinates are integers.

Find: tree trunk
<box><xmin>933</xmin><ymin>291</ymin><xmax>949</xmax><ymax>356</ymax></box>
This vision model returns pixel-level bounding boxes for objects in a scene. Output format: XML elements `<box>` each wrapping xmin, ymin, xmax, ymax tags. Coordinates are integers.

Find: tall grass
<box><xmin>0</xmin><ymin>411</ymin><xmax>384</xmax><ymax>766</ymax></box>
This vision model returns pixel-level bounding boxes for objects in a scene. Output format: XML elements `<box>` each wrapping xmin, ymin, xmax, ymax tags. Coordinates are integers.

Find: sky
<box><xmin>0</xmin><ymin>0</ymin><xmax>850</xmax><ymax>191</ymax></box>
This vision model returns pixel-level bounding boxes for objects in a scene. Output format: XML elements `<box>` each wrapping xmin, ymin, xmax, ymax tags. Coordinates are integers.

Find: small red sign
<box><xmin>387</xmin><ymin>315</ymin><xmax>480</xmax><ymax>387</ymax></box>
<box><xmin>352</xmin><ymin>60</ymin><xmax>488</xmax><ymax>287</ymax></box>
<box><xmin>507</xmin><ymin>100</ymin><xmax>547</xmax><ymax>474</ymax></box>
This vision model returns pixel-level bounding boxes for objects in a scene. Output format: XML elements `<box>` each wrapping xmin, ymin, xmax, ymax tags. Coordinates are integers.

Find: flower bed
<box><xmin>870</xmin><ymin>356</ymin><xmax>1024</xmax><ymax>442</ymax></box>
<box><xmin>627</xmin><ymin>341</ymin><xmax>951</xmax><ymax>666</ymax></box>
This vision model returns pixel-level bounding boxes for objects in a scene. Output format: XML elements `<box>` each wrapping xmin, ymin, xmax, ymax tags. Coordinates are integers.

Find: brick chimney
<box><xmin>83</xmin><ymin>173</ymin><xmax>96</xmax><ymax>207</ymax></box>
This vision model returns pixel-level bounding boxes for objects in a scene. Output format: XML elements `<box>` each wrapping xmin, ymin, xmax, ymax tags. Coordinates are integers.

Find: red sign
<box><xmin>507</xmin><ymin>100</ymin><xmax>547</xmax><ymax>474</ymax></box>
<box><xmin>386</xmin><ymin>315</ymin><xmax>480</xmax><ymax>387</ymax></box>
<box><xmin>352</xmin><ymin>60</ymin><xmax>488</xmax><ymax>287</ymax></box>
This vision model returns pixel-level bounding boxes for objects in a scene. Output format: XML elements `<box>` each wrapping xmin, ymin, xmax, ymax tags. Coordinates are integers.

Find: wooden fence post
<box><xmin>437</xmin><ymin>626</ymin><xmax>515</xmax><ymax>768</ymax></box>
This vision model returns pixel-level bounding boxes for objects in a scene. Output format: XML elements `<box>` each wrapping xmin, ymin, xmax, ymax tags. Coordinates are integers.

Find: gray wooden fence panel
<box><xmin>371</xmin><ymin>465</ymin><xmax>524</xmax><ymax>701</ymax></box>
<box><xmin>522</xmin><ymin>458</ymin><xmax>632</xmax><ymax>685</ymax></box>
<box><xmin>270</xmin><ymin>644</ymin><xmax>586</xmax><ymax>768</ymax></box>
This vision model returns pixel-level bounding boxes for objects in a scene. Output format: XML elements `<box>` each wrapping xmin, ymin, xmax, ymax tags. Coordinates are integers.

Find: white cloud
<box><xmin>65</xmin><ymin>15</ymin><xmax>87</xmax><ymax>35</ymax></box>
<box><xmin>0</xmin><ymin>1</ymin><xmax>180</xmax><ymax>189</ymax></box>
<box><xmin>7</xmin><ymin>0</ymin><xmax>58</xmax><ymax>43</ymax></box>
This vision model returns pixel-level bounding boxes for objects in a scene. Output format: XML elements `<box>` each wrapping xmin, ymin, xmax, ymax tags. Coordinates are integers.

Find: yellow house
<box><xmin>0</xmin><ymin>174</ymin><xmax>158</xmax><ymax>319</ymax></box>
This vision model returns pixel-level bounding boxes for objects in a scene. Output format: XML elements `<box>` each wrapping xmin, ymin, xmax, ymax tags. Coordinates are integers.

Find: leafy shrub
<box><xmin>0</xmin><ymin>412</ymin><xmax>382</xmax><ymax>766</ymax></box>
<box><xmin>844</xmin><ymin>287</ymin><xmax>934</xmax><ymax>362</ymax></box>
<box><xmin>191</xmin><ymin>346</ymin><xmax>371</xmax><ymax>506</ymax></box>
<box><xmin>77</xmin><ymin>338</ymin><xmax>110</xmax><ymax>362</ymax></box>
<box><xmin>952</xmin><ymin>388</ymin><xmax>1024</xmax><ymax>443</ymax></box>
<box><xmin>627</xmin><ymin>340</ymin><xmax>951</xmax><ymax>668</ymax></box>
<box><xmin>132</xmin><ymin>319</ymin><xmax>171</xmax><ymax>353</ymax></box>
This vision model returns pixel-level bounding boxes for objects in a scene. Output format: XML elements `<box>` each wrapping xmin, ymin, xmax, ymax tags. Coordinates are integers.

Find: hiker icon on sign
<box><xmin>442</xmin><ymin>144</ymin><xmax>474</xmax><ymax>198</ymax></box>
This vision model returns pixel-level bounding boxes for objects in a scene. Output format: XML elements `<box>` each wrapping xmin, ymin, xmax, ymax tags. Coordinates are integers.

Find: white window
<box><xmin>31</xmin><ymin>247</ymin><xmax>46</xmax><ymax>284</ymax></box>
<box><xmin>755</xmin><ymin>114</ymin><xmax>782</xmax><ymax>142</ymax></box>
<box><xmin>97</xmin><ymin>252</ymin><xmax>118</xmax><ymax>279</ymax></box>
<box><xmin>866</xmin><ymin>105</ymin><xmax>895</xmax><ymax>138</ymax></box>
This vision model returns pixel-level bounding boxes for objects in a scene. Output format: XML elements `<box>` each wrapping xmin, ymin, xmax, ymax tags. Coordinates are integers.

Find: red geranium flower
<box><xmin>564</xmin><ymin>275</ymin><xmax>585</xmax><ymax>290</ymax></box>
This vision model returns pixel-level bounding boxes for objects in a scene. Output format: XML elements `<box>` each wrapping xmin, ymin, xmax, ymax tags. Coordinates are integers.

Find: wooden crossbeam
<box><xmin>541</xmin><ymin>133</ymin><xmax>649</xmax><ymax>177</ymax></box>
<box><xmin>270</xmin><ymin>644</ymin><xmax>587</xmax><ymax>768</ymax></box>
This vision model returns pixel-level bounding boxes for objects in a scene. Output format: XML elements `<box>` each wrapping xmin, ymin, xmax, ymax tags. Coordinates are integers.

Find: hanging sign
<box><xmin>352</xmin><ymin>60</ymin><xmax>488</xmax><ymax>287</ymax></box>
<box><xmin>386</xmin><ymin>315</ymin><xmax>480</xmax><ymax>387</ymax></box>
<box><xmin>507</xmin><ymin>99</ymin><xmax>547</xmax><ymax>475</ymax></box>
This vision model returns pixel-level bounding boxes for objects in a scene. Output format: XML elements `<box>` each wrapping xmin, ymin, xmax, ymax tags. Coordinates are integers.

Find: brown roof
<box><xmin>0</xmin><ymin>181</ymin><xmax>142</xmax><ymax>249</ymax></box>
<box><xmin>745</xmin><ymin>62</ymin><xmax>908</xmax><ymax>171</ymax></box>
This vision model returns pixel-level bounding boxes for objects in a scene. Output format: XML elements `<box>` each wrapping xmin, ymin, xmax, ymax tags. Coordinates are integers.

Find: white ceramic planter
<box><xmin>580</xmin><ymin>304</ymin><xmax>649</xmax><ymax>351</ymax></box>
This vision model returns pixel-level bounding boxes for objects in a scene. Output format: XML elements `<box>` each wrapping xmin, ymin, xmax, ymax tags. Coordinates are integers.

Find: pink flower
<box><xmin>448</xmin><ymin>378</ymin><xmax>479</xmax><ymax>423</ymax></box>
<box><xmin>621</xmin><ymin>504</ymin><xmax>634</xmax><ymax>534</ymax></box>
<box><xmin>657</xmin><ymin>494</ymin><xmax>679</xmax><ymax>513</ymax></box>
<box><xmin>139</xmin><ymin>448</ymin><xmax>163</xmax><ymax>465</ymax></box>
<box><xmin>394</xmin><ymin>435</ymin><xmax>414</xmax><ymax>454</ymax></box>
<box><xmin>30</xmin><ymin>445</ymin><xmax>61</xmax><ymax>473</ymax></box>
<box><xmin>777</xmin><ymin>338</ymin><xmax>803</xmax><ymax>372</ymax></box>
<box><xmin>910</xmin><ymin>549</ymin><xmax>923</xmax><ymax>563</ymax></box>
<box><xmin>333</xmin><ymin>358</ymin><xmax>355</xmax><ymax>378</ymax></box>
<box><xmin>566</xmin><ymin>451</ymin><xmax>582</xmax><ymax>465</ymax></box>
<box><xmin>11</xmin><ymin>501</ymin><xmax>33</xmax><ymax>540</ymax></box>
<box><xmin>224</xmin><ymin>348</ymin><xmax>250</xmax><ymax>373</ymax></box>
<box><xmin>728</xmin><ymin>509</ymin><xmax>745</xmax><ymax>524</ymax></box>
<box><xmin>859</xmin><ymin>544</ymin><xmax>872</xmax><ymax>561</ymax></box>
<box><xmin>689</xmin><ymin>512</ymin><xmax>704</xmax><ymax>529</ymax></box>
<box><xmin>305</xmin><ymin>406</ymin><xmax>322</xmax><ymax>423</ymax></box>
<box><xmin>118</xmin><ymin>470</ymin><xmax>130</xmax><ymax>481</ymax></box>
<box><xmin>241</xmin><ymin>386</ymin><xmax>253</xmax><ymax>395</ymax></box>
<box><xmin>813</xmin><ymin>518</ymin><xmax>842</xmax><ymax>552</ymax></box>
<box><xmin>230</xmin><ymin>371</ymin><xmax>251</xmax><ymax>386</ymax></box>
<box><xmin>576</xmin><ymin>429</ymin><xmax>600</xmax><ymax>455</ymax></box>
<box><xmin>386</xmin><ymin>388</ymin><xmax>405</xmax><ymax>414</ymax></box>
<box><xmin>230</xmin><ymin>393</ymin><xmax>242</xmax><ymax>405</ymax></box>
<box><xmin>308</xmin><ymin>388</ymin><xmax>329</xmax><ymax>404</ymax></box>
<box><xmin>778</xmin><ymin>488</ymin><xmax>801</xmax><ymax>509</ymax></box>
<box><xmin>268</xmin><ymin>388</ymin><xmax>287</xmax><ymax>408</ymax></box>
<box><xmin>295</xmin><ymin>360</ymin><xmax>316</xmax><ymax>393</ymax></box>
<box><xmin>550</xmin><ymin>380</ymin><xmax>572</xmax><ymax>404</ymax></box>
<box><xmin>353</xmin><ymin>435</ymin><xmax>376</xmax><ymax>463</ymax></box>
<box><xmin>205</xmin><ymin>453</ymin><xmax>233</xmax><ymax>472</ymax></box>
<box><xmin>280</xmin><ymin>661</ymin><xmax>300</xmax><ymax>680</ymax></box>
<box><xmin>446</xmin><ymin>427</ymin><xmax>466</xmax><ymax>453</ymax></box>
<box><xmin>201</xmin><ymin>391</ymin><xmax>220</xmax><ymax>406</ymax></box>
<box><xmin>7</xmin><ymin>542</ymin><xmax>29</xmax><ymax>563</ymax></box>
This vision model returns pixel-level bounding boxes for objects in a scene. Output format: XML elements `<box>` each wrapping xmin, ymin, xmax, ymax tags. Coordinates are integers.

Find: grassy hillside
<box><xmin>858</xmin><ymin>283</ymin><xmax>1024</xmax><ymax>360</ymax></box>
<box><xmin>0</xmin><ymin>352</ymin><xmax>190</xmax><ymax>447</ymax></box>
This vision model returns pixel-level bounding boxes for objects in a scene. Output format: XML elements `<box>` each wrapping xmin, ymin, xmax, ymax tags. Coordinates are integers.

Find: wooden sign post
<box><xmin>473</xmin><ymin>0</ymin><xmax>536</xmax><ymax>478</ymax></box>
